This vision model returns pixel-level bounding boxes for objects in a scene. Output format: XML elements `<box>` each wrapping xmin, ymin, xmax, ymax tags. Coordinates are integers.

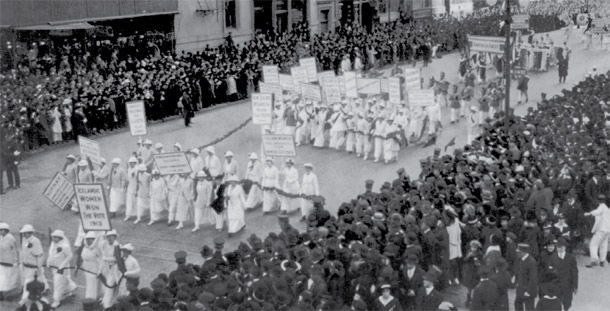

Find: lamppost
<box><xmin>503</xmin><ymin>0</ymin><xmax>511</xmax><ymax>116</ymax></box>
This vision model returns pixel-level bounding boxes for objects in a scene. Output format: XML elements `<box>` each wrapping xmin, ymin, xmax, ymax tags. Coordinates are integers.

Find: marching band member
<box><xmin>244</xmin><ymin>153</ymin><xmax>263</xmax><ymax>210</ymax></box>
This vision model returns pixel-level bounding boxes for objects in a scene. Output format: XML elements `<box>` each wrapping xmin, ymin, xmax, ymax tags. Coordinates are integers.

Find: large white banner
<box><xmin>388</xmin><ymin>77</ymin><xmax>401</xmax><ymax>105</ymax></box>
<box><xmin>259</xmin><ymin>82</ymin><xmax>283</xmax><ymax>100</ymax></box>
<box><xmin>262</xmin><ymin>65</ymin><xmax>279</xmax><ymax>84</ymax></box>
<box><xmin>467</xmin><ymin>35</ymin><xmax>506</xmax><ymax>54</ymax></box>
<box><xmin>408</xmin><ymin>89</ymin><xmax>436</xmax><ymax>106</ymax></box>
<box><xmin>74</xmin><ymin>183</ymin><xmax>112</xmax><ymax>231</ymax></box>
<box><xmin>317</xmin><ymin>71</ymin><xmax>336</xmax><ymax>84</ymax></box>
<box><xmin>43</xmin><ymin>172</ymin><xmax>75</xmax><ymax>210</ymax></box>
<box><xmin>78</xmin><ymin>136</ymin><xmax>102</xmax><ymax>166</ymax></box>
<box><xmin>380</xmin><ymin>79</ymin><xmax>389</xmax><ymax>93</ymax></box>
<box><xmin>153</xmin><ymin>152</ymin><xmax>193</xmax><ymax>175</ymax></box>
<box><xmin>279</xmin><ymin>74</ymin><xmax>294</xmax><ymax>92</ymax></box>
<box><xmin>404</xmin><ymin>68</ymin><xmax>422</xmax><ymax>90</ymax></box>
<box><xmin>291</xmin><ymin>66</ymin><xmax>309</xmax><ymax>86</ymax></box>
<box><xmin>299</xmin><ymin>57</ymin><xmax>318</xmax><ymax>82</ymax></box>
<box><xmin>344</xmin><ymin>72</ymin><xmax>358</xmax><ymax>98</ymax></box>
<box><xmin>251</xmin><ymin>93</ymin><xmax>273</xmax><ymax>125</ymax></box>
<box><xmin>300</xmin><ymin>82</ymin><xmax>323</xmax><ymax>102</ymax></box>
<box><xmin>262</xmin><ymin>135</ymin><xmax>297</xmax><ymax>157</ymax></box>
<box><xmin>126</xmin><ymin>100</ymin><xmax>147</xmax><ymax>136</ymax></box>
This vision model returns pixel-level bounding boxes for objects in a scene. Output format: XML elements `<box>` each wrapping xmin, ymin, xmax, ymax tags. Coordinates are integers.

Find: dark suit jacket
<box><xmin>415</xmin><ymin>287</ymin><xmax>442</xmax><ymax>311</ymax></box>
<box><xmin>584</xmin><ymin>177</ymin><xmax>600</xmax><ymax>208</ymax></box>
<box><xmin>400</xmin><ymin>265</ymin><xmax>425</xmax><ymax>298</ymax></box>
<box><xmin>515</xmin><ymin>255</ymin><xmax>538</xmax><ymax>298</ymax></box>
<box><xmin>471</xmin><ymin>279</ymin><xmax>499</xmax><ymax>311</ymax></box>
<box><xmin>549</xmin><ymin>252</ymin><xmax>578</xmax><ymax>294</ymax></box>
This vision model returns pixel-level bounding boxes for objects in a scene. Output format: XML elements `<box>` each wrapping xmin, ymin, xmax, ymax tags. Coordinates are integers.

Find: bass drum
<box><xmin>577</xmin><ymin>13</ymin><xmax>589</xmax><ymax>26</ymax></box>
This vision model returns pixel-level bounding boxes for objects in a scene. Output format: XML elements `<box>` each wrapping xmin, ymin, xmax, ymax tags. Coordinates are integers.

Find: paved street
<box><xmin>1</xmin><ymin>29</ymin><xmax>609</xmax><ymax>310</ymax></box>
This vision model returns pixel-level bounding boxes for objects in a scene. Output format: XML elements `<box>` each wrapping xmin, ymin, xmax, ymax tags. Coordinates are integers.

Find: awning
<box><xmin>14</xmin><ymin>22</ymin><xmax>94</xmax><ymax>31</ymax></box>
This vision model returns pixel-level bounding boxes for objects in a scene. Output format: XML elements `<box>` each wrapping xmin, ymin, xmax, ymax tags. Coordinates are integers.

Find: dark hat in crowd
<box><xmin>174</xmin><ymin>251</ymin><xmax>187</xmax><ymax>264</ymax></box>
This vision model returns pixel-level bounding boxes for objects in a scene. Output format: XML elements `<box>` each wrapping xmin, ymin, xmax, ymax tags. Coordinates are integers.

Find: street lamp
<box><xmin>503</xmin><ymin>0</ymin><xmax>511</xmax><ymax>117</ymax></box>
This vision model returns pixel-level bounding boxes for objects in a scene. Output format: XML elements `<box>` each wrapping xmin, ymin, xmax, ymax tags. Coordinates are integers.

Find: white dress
<box><xmin>47</xmin><ymin>238</ymin><xmax>77</xmax><ymax>304</ymax></box>
<box><xmin>223</xmin><ymin>160</ymin><xmax>239</xmax><ymax>182</ymax></box>
<box><xmin>244</xmin><ymin>161</ymin><xmax>263</xmax><ymax>209</ymax></box>
<box><xmin>0</xmin><ymin>233</ymin><xmax>21</xmax><ymax>292</ymax></box>
<box><xmin>261</xmin><ymin>165</ymin><xmax>280</xmax><ymax>212</ymax></box>
<box><xmin>125</xmin><ymin>167</ymin><xmax>138</xmax><ymax>217</ymax></box>
<box><xmin>300</xmin><ymin>172</ymin><xmax>320</xmax><ymax>217</ymax></box>
<box><xmin>373</xmin><ymin>120</ymin><xmax>385</xmax><ymax>160</ymax></box>
<box><xmin>176</xmin><ymin>177</ymin><xmax>193</xmax><ymax>222</ymax></box>
<box><xmin>80</xmin><ymin>240</ymin><xmax>102</xmax><ymax>299</ymax></box>
<box><xmin>150</xmin><ymin>177</ymin><xmax>169</xmax><ymax>221</ymax></box>
<box><xmin>281</xmin><ymin>166</ymin><xmax>301</xmax><ymax>212</ymax></box>
<box><xmin>225</xmin><ymin>185</ymin><xmax>247</xmax><ymax>233</ymax></box>
<box><xmin>166</xmin><ymin>174</ymin><xmax>180</xmax><ymax>221</ymax></box>
<box><xmin>194</xmin><ymin>180</ymin><xmax>215</xmax><ymax>226</ymax></box>
<box><xmin>205</xmin><ymin>155</ymin><xmax>222</xmax><ymax>178</ymax></box>
<box><xmin>21</xmin><ymin>236</ymin><xmax>49</xmax><ymax>301</ymax></box>
<box><xmin>109</xmin><ymin>167</ymin><xmax>127</xmax><ymax>213</ymax></box>
<box><xmin>51</xmin><ymin>107</ymin><xmax>63</xmax><ymax>142</ymax></box>
<box><xmin>313</xmin><ymin>110</ymin><xmax>328</xmax><ymax>147</ymax></box>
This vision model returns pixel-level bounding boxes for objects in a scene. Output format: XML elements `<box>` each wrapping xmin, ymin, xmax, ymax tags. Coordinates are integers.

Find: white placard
<box><xmin>43</xmin><ymin>172</ymin><xmax>75</xmax><ymax>210</ymax></box>
<box><xmin>408</xmin><ymin>89</ymin><xmax>436</xmax><ymax>106</ymax></box>
<box><xmin>262</xmin><ymin>65</ymin><xmax>279</xmax><ymax>84</ymax></box>
<box><xmin>388</xmin><ymin>77</ymin><xmax>401</xmax><ymax>105</ymax></box>
<box><xmin>356</xmin><ymin>78</ymin><xmax>381</xmax><ymax>95</ymax></box>
<box><xmin>126</xmin><ymin>100</ymin><xmax>147</xmax><ymax>136</ymax></box>
<box><xmin>300</xmin><ymin>82</ymin><xmax>322</xmax><ymax>102</ymax></box>
<box><xmin>74</xmin><ymin>183</ymin><xmax>112</xmax><ymax>231</ymax></box>
<box><xmin>78</xmin><ymin>136</ymin><xmax>102</xmax><ymax>166</ymax></box>
<box><xmin>251</xmin><ymin>93</ymin><xmax>273</xmax><ymax>125</ymax></box>
<box><xmin>511</xmin><ymin>14</ymin><xmax>529</xmax><ymax>30</ymax></box>
<box><xmin>299</xmin><ymin>57</ymin><xmax>318</xmax><ymax>82</ymax></box>
<box><xmin>380</xmin><ymin>79</ymin><xmax>389</xmax><ymax>93</ymax></box>
<box><xmin>318</xmin><ymin>71</ymin><xmax>336</xmax><ymax>84</ymax></box>
<box><xmin>279</xmin><ymin>74</ymin><xmax>294</xmax><ymax>92</ymax></box>
<box><xmin>338</xmin><ymin>76</ymin><xmax>346</xmax><ymax>95</ymax></box>
<box><xmin>291</xmin><ymin>66</ymin><xmax>309</xmax><ymax>85</ymax></box>
<box><xmin>153</xmin><ymin>152</ymin><xmax>193</xmax><ymax>175</ymax></box>
<box><xmin>344</xmin><ymin>72</ymin><xmax>358</xmax><ymax>98</ymax></box>
<box><xmin>259</xmin><ymin>82</ymin><xmax>283</xmax><ymax>100</ymax></box>
<box><xmin>404</xmin><ymin>68</ymin><xmax>422</xmax><ymax>90</ymax></box>
<box><xmin>325</xmin><ymin>86</ymin><xmax>342</xmax><ymax>104</ymax></box>
<box><xmin>262</xmin><ymin>135</ymin><xmax>297</xmax><ymax>157</ymax></box>
<box><xmin>467</xmin><ymin>35</ymin><xmax>506</xmax><ymax>54</ymax></box>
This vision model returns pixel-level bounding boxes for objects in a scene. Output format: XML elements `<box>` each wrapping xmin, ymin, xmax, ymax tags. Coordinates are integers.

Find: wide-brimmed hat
<box><xmin>20</xmin><ymin>224</ymin><xmax>34</xmax><ymax>233</ymax></box>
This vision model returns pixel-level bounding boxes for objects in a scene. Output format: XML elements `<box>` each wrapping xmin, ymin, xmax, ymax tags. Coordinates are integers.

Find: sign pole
<box><xmin>504</xmin><ymin>0</ymin><xmax>512</xmax><ymax>117</ymax></box>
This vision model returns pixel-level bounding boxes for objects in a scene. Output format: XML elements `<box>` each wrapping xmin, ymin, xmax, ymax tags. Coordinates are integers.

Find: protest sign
<box><xmin>259</xmin><ymin>82</ymin><xmax>283</xmax><ymax>100</ymax></box>
<box><xmin>43</xmin><ymin>172</ymin><xmax>75</xmax><ymax>210</ymax></box>
<box><xmin>279</xmin><ymin>74</ymin><xmax>294</xmax><ymax>92</ymax></box>
<box><xmin>344</xmin><ymin>72</ymin><xmax>358</xmax><ymax>98</ymax></box>
<box><xmin>388</xmin><ymin>77</ymin><xmax>401</xmax><ymax>104</ymax></box>
<box><xmin>404</xmin><ymin>68</ymin><xmax>422</xmax><ymax>90</ymax></box>
<box><xmin>380</xmin><ymin>79</ymin><xmax>389</xmax><ymax>93</ymax></box>
<box><xmin>251</xmin><ymin>93</ymin><xmax>273</xmax><ymax>125</ymax></box>
<box><xmin>78</xmin><ymin>136</ymin><xmax>102</xmax><ymax>165</ymax></box>
<box><xmin>291</xmin><ymin>66</ymin><xmax>309</xmax><ymax>85</ymax></box>
<box><xmin>467</xmin><ymin>35</ymin><xmax>505</xmax><ymax>54</ymax></box>
<box><xmin>300</xmin><ymin>82</ymin><xmax>322</xmax><ymax>102</ymax></box>
<box><xmin>325</xmin><ymin>86</ymin><xmax>342</xmax><ymax>104</ymax></box>
<box><xmin>299</xmin><ymin>57</ymin><xmax>318</xmax><ymax>82</ymax></box>
<box><xmin>317</xmin><ymin>71</ymin><xmax>336</xmax><ymax>83</ymax></box>
<box><xmin>126</xmin><ymin>100</ymin><xmax>147</xmax><ymax>136</ymax></box>
<box><xmin>338</xmin><ymin>76</ymin><xmax>346</xmax><ymax>95</ymax></box>
<box><xmin>356</xmin><ymin>78</ymin><xmax>381</xmax><ymax>94</ymax></box>
<box><xmin>262</xmin><ymin>135</ymin><xmax>296</xmax><ymax>157</ymax></box>
<box><xmin>407</xmin><ymin>89</ymin><xmax>435</xmax><ymax>106</ymax></box>
<box><xmin>591</xmin><ymin>18</ymin><xmax>610</xmax><ymax>33</ymax></box>
<box><xmin>74</xmin><ymin>183</ymin><xmax>112</xmax><ymax>231</ymax></box>
<box><xmin>511</xmin><ymin>14</ymin><xmax>529</xmax><ymax>30</ymax></box>
<box><xmin>262</xmin><ymin>65</ymin><xmax>279</xmax><ymax>84</ymax></box>
<box><xmin>153</xmin><ymin>152</ymin><xmax>193</xmax><ymax>175</ymax></box>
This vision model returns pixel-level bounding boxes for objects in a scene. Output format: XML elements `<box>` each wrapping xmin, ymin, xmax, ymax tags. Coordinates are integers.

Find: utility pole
<box><xmin>503</xmin><ymin>0</ymin><xmax>511</xmax><ymax>117</ymax></box>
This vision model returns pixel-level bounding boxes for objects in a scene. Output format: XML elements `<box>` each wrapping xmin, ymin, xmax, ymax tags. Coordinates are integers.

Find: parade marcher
<box><xmin>223</xmin><ymin>151</ymin><xmax>239</xmax><ymax>181</ymax></box>
<box><xmin>166</xmin><ymin>172</ymin><xmax>181</xmax><ymax>226</ymax></box>
<box><xmin>262</xmin><ymin>157</ymin><xmax>280</xmax><ymax>214</ymax></box>
<box><xmin>124</xmin><ymin>156</ymin><xmax>139</xmax><ymax>222</ymax></box>
<box><xmin>300</xmin><ymin>163</ymin><xmax>320</xmax><ymax>221</ymax></box>
<box><xmin>345</xmin><ymin>113</ymin><xmax>356</xmax><ymax>153</ymax></box>
<box><xmin>312</xmin><ymin>105</ymin><xmax>328</xmax><ymax>148</ymax></box>
<box><xmin>47</xmin><ymin>230</ymin><xmax>77</xmax><ymax>308</ymax></box>
<box><xmin>225</xmin><ymin>175</ymin><xmax>247</xmax><ymax>237</ymax></box>
<box><xmin>382</xmin><ymin>116</ymin><xmax>400</xmax><ymax>164</ymax></box>
<box><xmin>77</xmin><ymin>158</ymin><xmax>93</xmax><ymax>183</ymax></box>
<box><xmin>514</xmin><ymin>243</ymin><xmax>538</xmax><ymax>311</ymax></box>
<box><xmin>20</xmin><ymin>224</ymin><xmax>48</xmax><ymax>302</ymax></box>
<box><xmin>94</xmin><ymin>158</ymin><xmax>111</xmax><ymax>192</ymax></box>
<box><xmin>449</xmin><ymin>84</ymin><xmax>461</xmax><ymax>123</ymax></box>
<box><xmin>99</xmin><ymin>230</ymin><xmax>121</xmax><ymax>309</ymax></box>
<box><xmin>119</xmin><ymin>243</ymin><xmax>141</xmax><ymax>297</ymax></box>
<box><xmin>149</xmin><ymin>169</ymin><xmax>168</xmax><ymax>225</ymax></box>
<box><xmin>188</xmin><ymin>148</ymin><xmax>204</xmax><ymax>174</ymax></box>
<box><xmin>373</xmin><ymin>114</ymin><xmax>386</xmax><ymax>163</ymax></box>
<box><xmin>141</xmin><ymin>139</ymin><xmax>155</xmax><ymax>172</ymax></box>
<box><xmin>549</xmin><ymin>238</ymin><xmax>578</xmax><ymax>310</ymax></box>
<box><xmin>281</xmin><ymin>158</ymin><xmax>301</xmax><ymax>213</ymax></box>
<box><xmin>108</xmin><ymin>158</ymin><xmax>127</xmax><ymax>218</ymax></box>
<box><xmin>517</xmin><ymin>74</ymin><xmax>530</xmax><ymax>105</ymax></box>
<box><xmin>244</xmin><ymin>153</ymin><xmax>263</xmax><ymax>210</ymax></box>
<box><xmin>134</xmin><ymin>164</ymin><xmax>152</xmax><ymax>224</ymax></box>
<box><xmin>584</xmin><ymin>195</ymin><xmax>610</xmax><ymax>267</ymax></box>
<box><xmin>329</xmin><ymin>103</ymin><xmax>347</xmax><ymax>150</ymax></box>
<box><xmin>192</xmin><ymin>171</ymin><xmax>214</xmax><ymax>232</ymax></box>
<box><xmin>204</xmin><ymin>146</ymin><xmax>222</xmax><ymax>178</ymax></box>
<box><xmin>79</xmin><ymin>231</ymin><xmax>102</xmax><ymax>300</ymax></box>
<box><xmin>175</xmin><ymin>173</ymin><xmax>194</xmax><ymax>230</ymax></box>
<box><xmin>467</xmin><ymin>106</ymin><xmax>480</xmax><ymax>145</ymax></box>
<box><xmin>0</xmin><ymin>222</ymin><xmax>21</xmax><ymax>299</ymax></box>
<box><xmin>211</xmin><ymin>175</ymin><xmax>227</xmax><ymax>232</ymax></box>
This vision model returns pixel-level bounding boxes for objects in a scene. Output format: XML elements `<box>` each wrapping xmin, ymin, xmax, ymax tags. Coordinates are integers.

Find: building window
<box><xmin>320</xmin><ymin>9</ymin><xmax>330</xmax><ymax>33</ymax></box>
<box><xmin>225</xmin><ymin>0</ymin><xmax>236</xmax><ymax>28</ymax></box>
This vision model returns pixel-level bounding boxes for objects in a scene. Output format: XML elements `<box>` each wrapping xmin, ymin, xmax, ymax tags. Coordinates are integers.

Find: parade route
<box><xmin>1</xmin><ymin>28</ymin><xmax>610</xmax><ymax>310</ymax></box>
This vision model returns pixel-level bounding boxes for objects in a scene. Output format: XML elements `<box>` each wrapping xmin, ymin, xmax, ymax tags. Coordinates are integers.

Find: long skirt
<box><xmin>125</xmin><ymin>189</ymin><xmax>137</xmax><ymax>217</ymax></box>
<box><xmin>345</xmin><ymin>132</ymin><xmax>356</xmax><ymax>152</ymax></box>
<box><xmin>374</xmin><ymin>137</ymin><xmax>384</xmax><ymax>160</ymax></box>
<box><xmin>245</xmin><ymin>184</ymin><xmax>262</xmax><ymax>209</ymax></box>
<box><xmin>227</xmin><ymin>206</ymin><xmax>246</xmax><ymax>234</ymax></box>
<box><xmin>383</xmin><ymin>139</ymin><xmax>397</xmax><ymax>162</ymax></box>
<box><xmin>0</xmin><ymin>264</ymin><xmax>21</xmax><ymax>292</ymax></box>
<box><xmin>136</xmin><ymin>197</ymin><xmax>150</xmax><ymax>219</ymax></box>
<box><xmin>281</xmin><ymin>194</ymin><xmax>300</xmax><ymax>213</ymax></box>
<box><xmin>355</xmin><ymin>134</ymin><xmax>365</xmax><ymax>154</ymax></box>
<box><xmin>301</xmin><ymin>197</ymin><xmax>314</xmax><ymax>218</ymax></box>
<box><xmin>53</xmin><ymin>132</ymin><xmax>62</xmax><ymax>142</ymax></box>
<box><xmin>313</xmin><ymin>129</ymin><xmax>325</xmax><ymax>147</ymax></box>
<box><xmin>109</xmin><ymin>188</ymin><xmax>125</xmax><ymax>213</ymax></box>
<box><xmin>150</xmin><ymin>198</ymin><xmax>168</xmax><ymax>221</ymax></box>
<box><xmin>175</xmin><ymin>198</ymin><xmax>191</xmax><ymax>222</ymax></box>
<box><xmin>52</xmin><ymin>270</ymin><xmax>77</xmax><ymax>303</ymax></box>
<box><xmin>262</xmin><ymin>190</ymin><xmax>279</xmax><ymax>212</ymax></box>
<box><xmin>84</xmin><ymin>271</ymin><xmax>101</xmax><ymax>299</ymax></box>
<box><xmin>167</xmin><ymin>190</ymin><xmax>179</xmax><ymax>221</ymax></box>
<box><xmin>214</xmin><ymin>211</ymin><xmax>226</xmax><ymax>230</ymax></box>
<box><xmin>194</xmin><ymin>205</ymin><xmax>215</xmax><ymax>226</ymax></box>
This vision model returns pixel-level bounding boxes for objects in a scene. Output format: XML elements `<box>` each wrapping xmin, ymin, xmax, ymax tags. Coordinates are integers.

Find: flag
<box><xmin>422</xmin><ymin>135</ymin><xmax>437</xmax><ymax>148</ymax></box>
<box><xmin>444</xmin><ymin>137</ymin><xmax>456</xmax><ymax>152</ymax></box>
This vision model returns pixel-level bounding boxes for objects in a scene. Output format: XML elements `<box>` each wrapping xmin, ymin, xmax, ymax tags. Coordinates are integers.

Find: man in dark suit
<box><xmin>470</xmin><ymin>265</ymin><xmax>499</xmax><ymax>311</ymax></box>
<box><xmin>549</xmin><ymin>238</ymin><xmax>578</xmax><ymax>310</ymax></box>
<box><xmin>421</xmin><ymin>222</ymin><xmax>440</xmax><ymax>270</ymax></box>
<box><xmin>514</xmin><ymin>243</ymin><xmax>538</xmax><ymax>311</ymax></box>
<box><xmin>415</xmin><ymin>271</ymin><xmax>442</xmax><ymax>311</ymax></box>
<box><xmin>583</xmin><ymin>172</ymin><xmax>601</xmax><ymax>211</ymax></box>
<box><xmin>399</xmin><ymin>254</ymin><xmax>425</xmax><ymax>310</ymax></box>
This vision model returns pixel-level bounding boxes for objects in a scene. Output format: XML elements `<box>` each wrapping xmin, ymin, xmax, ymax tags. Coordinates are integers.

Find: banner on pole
<box><xmin>467</xmin><ymin>35</ymin><xmax>505</xmax><ymax>54</ymax></box>
<box><xmin>291</xmin><ymin>66</ymin><xmax>309</xmax><ymax>85</ymax></box>
<box><xmin>408</xmin><ymin>89</ymin><xmax>436</xmax><ymax>106</ymax></box>
<box><xmin>511</xmin><ymin>14</ymin><xmax>529</xmax><ymax>30</ymax></box>
<box><xmin>344</xmin><ymin>72</ymin><xmax>358</xmax><ymax>98</ymax></box>
<box><xmin>78</xmin><ymin>136</ymin><xmax>102</xmax><ymax>165</ymax></box>
<box><xmin>262</xmin><ymin>135</ymin><xmax>297</xmax><ymax>157</ymax></box>
<box><xmin>74</xmin><ymin>183</ymin><xmax>112</xmax><ymax>231</ymax></box>
<box><xmin>153</xmin><ymin>152</ymin><xmax>193</xmax><ymax>175</ymax></box>
<box><xmin>251</xmin><ymin>93</ymin><xmax>273</xmax><ymax>125</ymax></box>
<box><xmin>279</xmin><ymin>74</ymin><xmax>294</xmax><ymax>92</ymax></box>
<box><xmin>300</xmin><ymin>82</ymin><xmax>322</xmax><ymax>102</ymax></box>
<box><xmin>388</xmin><ymin>77</ymin><xmax>401</xmax><ymax>104</ymax></box>
<box><xmin>404</xmin><ymin>68</ymin><xmax>422</xmax><ymax>90</ymax></box>
<box><xmin>262</xmin><ymin>65</ymin><xmax>279</xmax><ymax>84</ymax></box>
<box><xmin>299</xmin><ymin>58</ymin><xmax>318</xmax><ymax>82</ymax></box>
<box><xmin>356</xmin><ymin>78</ymin><xmax>381</xmax><ymax>94</ymax></box>
<box><xmin>259</xmin><ymin>82</ymin><xmax>283</xmax><ymax>100</ymax></box>
<box><xmin>126</xmin><ymin>100</ymin><xmax>147</xmax><ymax>136</ymax></box>
<box><xmin>43</xmin><ymin>172</ymin><xmax>75</xmax><ymax>210</ymax></box>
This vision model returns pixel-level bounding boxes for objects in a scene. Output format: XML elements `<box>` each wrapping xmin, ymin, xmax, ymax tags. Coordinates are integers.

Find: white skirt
<box><xmin>109</xmin><ymin>188</ymin><xmax>125</xmax><ymax>213</ymax></box>
<box><xmin>245</xmin><ymin>184</ymin><xmax>262</xmax><ymax>209</ymax></box>
<box><xmin>0</xmin><ymin>264</ymin><xmax>21</xmax><ymax>291</ymax></box>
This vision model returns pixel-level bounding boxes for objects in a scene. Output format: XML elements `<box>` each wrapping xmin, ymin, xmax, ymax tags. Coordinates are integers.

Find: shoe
<box><xmin>51</xmin><ymin>301</ymin><xmax>60</xmax><ymax>308</ymax></box>
<box><xmin>134</xmin><ymin>219</ymin><xmax>141</xmax><ymax>224</ymax></box>
<box><xmin>167</xmin><ymin>221</ymin><xmax>173</xmax><ymax>226</ymax></box>
<box><xmin>14</xmin><ymin>186</ymin><xmax>20</xmax><ymax>189</ymax></box>
<box><xmin>586</xmin><ymin>262</ymin><xmax>599</xmax><ymax>268</ymax></box>
<box><xmin>601</xmin><ymin>261</ymin><xmax>606</xmax><ymax>267</ymax></box>
<box><xmin>192</xmin><ymin>227</ymin><xmax>200</xmax><ymax>232</ymax></box>
<box><xmin>123</xmin><ymin>216</ymin><xmax>132</xmax><ymax>222</ymax></box>
<box><xmin>176</xmin><ymin>224</ymin><xmax>183</xmax><ymax>230</ymax></box>
<box><xmin>363</xmin><ymin>155</ymin><xmax>368</xmax><ymax>161</ymax></box>
<box><xmin>454</xmin><ymin>278</ymin><xmax>460</xmax><ymax>285</ymax></box>
<box><xmin>147</xmin><ymin>221</ymin><xmax>155</xmax><ymax>226</ymax></box>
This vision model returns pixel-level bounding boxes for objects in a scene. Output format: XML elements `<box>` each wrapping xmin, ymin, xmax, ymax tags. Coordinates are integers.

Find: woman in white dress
<box><xmin>244</xmin><ymin>152</ymin><xmax>263</xmax><ymax>210</ymax></box>
<box><xmin>225</xmin><ymin>175</ymin><xmax>247</xmax><ymax>237</ymax></box>
<box><xmin>148</xmin><ymin>169</ymin><xmax>168</xmax><ymax>225</ymax></box>
<box><xmin>80</xmin><ymin>231</ymin><xmax>102</xmax><ymax>300</ymax></box>
<box><xmin>313</xmin><ymin>106</ymin><xmax>328</xmax><ymax>148</ymax></box>
<box><xmin>47</xmin><ymin>230</ymin><xmax>77</xmax><ymax>308</ymax></box>
<box><xmin>166</xmin><ymin>174</ymin><xmax>181</xmax><ymax>226</ymax></box>
<box><xmin>261</xmin><ymin>157</ymin><xmax>280</xmax><ymax>213</ymax></box>
<box><xmin>0</xmin><ymin>223</ymin><xmax>21</xmax><ymax>297</ymax></box>
<box><xmin>192</xmin><ymin>171</ymin><xmax>215</xmax><ymax>232</ymax></box>
<box><xmin>281</xmin><ymin>158</ymin><xmax>301</xmax><ymax>213</ymax></box>
<box><xmin>134</xmin><ymin>164</ymin><xmax>151</xmax><ymax>224</ymax></box>
<box><xmin>175</xmin><ymin>173</ymin><xmax>194</xmax><ymax>229</ymax></box>
<box><xmin>223</xmin><ymin>151</ymin><xmax>239</xmax><ymax>182</ymax></box>
<box><xmin>124</xmin><ymin>156</ymin><xmax>138</xmax><ymax>221</ymax></box>
<box><xmin>51</xmin><ymin>105</ymin><xmax>63</xmax><ymax>143</ymax></box>
<box><xmin>300</xmin><ymin>163</ymin><xmax>319</xmax><ymax>220</ymax></box>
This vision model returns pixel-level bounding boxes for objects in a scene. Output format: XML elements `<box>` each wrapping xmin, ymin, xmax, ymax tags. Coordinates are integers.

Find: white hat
<box><xmin>100</xmin><ymin>157</ymin><xmax>106</xmax><ymax>164</ymax></box>
<box><xmin>227</xmin><ymin>175</ymin><xmax>239</xmax><ymax>182</ymax></box>
<box><xmin>66</xmin><ymin>154</ymin><xmax>76</xmax><ymax>160</ymax></box>
<box><xmin>470</xmin><ymin>105</ymin><xmax>478</xmax><ymax>112</ymax></box>
<box><xmin>248</xmin><ymin>152</ymin><xmax>258</xmax><ymax>160</ymax></box>
<box><xmin>265</xmin><ymin>157</ymin><xmax>274</xmax><ymax>163</ymax></box>
<box><xmin>152</xmin><ymin>169</ymin><xmax>160</xmax><ymax>175</ymax></box>
<box><xmin>304</xmin><ymin>163</ymin><xmax>314</xmax><ymax>169</ymax></box>
<box><xmin>136</xmin><ymin>164</ymin><xmax>147</xmax><ymax>171</ymax></box>
<box><xmin>143</xmin><ymin>139</ymin><xmax>153</xmax><ymax>145</ymax></box>
<box><xmin>112</xmin><ymin>157</ymin><xmax>121</xmax><ymax>164</ymax></box>
<box><xmin>78</xmin><ymin>159</ymin><xmax>88</xmax><ymax>167</ymax></box>
<box><xmin>190</xmin><ymin>148</ymin><xmax>200</xmax><ymax>155</ymax></box>
<box><xmin>155</xmin><ymin>143</ymin><xmax>164</xmax><ymax>149</ymax></box>
<box><xmin>285</xmin><ymin>158</ymin><xmax>294</xmax><ymax>164</ymax></box>
<box><xmin>120</xmin><ymin>243</ymin><xmax>134</xmax><ymax>251</ymax></box>
<box><xmin>173</xmin><ymin>142</ymin><xmax>182</xmax><ymax>151</ymax></box>
<box><xmin>51</xmin><ymin>229</ymin><xmax>65</xmax><ymax>238</ymax></box>
<box><xmin>0</xmin><ymin>222</ymin><xmax>9</xmax><ymax>230</ymax></box>
<box><xmin>196</xmin><ymin>171</ymin><xmax>208</xmax><ymax>178</ymax></box>
<box><xmin>204</xmin><ymin>146</ymin><xmax>215</xmax><ymax>154</ymax></box>
<box><xmin>85</xmin><ymin>231</ymin><xmax>97</xmax><ymax>239</ymax></box>
<box><xmin>225</xmin><ymin>151</ymin><xmax>234</xmax><ymax>157</ymax></box>
<box><xmin>105</xmin><ymin>229</ymin><xmax>118</xmax><ymax>236</ymax></box>
<box><xmin>20</xmin><ymin>224</ymin><xmax>34</xmax><ymax>233</ymax></box>
<box><xmin>128</xmin><ymin>156</ymin><xmax>138</xmax><ymax>163</ymax></box>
